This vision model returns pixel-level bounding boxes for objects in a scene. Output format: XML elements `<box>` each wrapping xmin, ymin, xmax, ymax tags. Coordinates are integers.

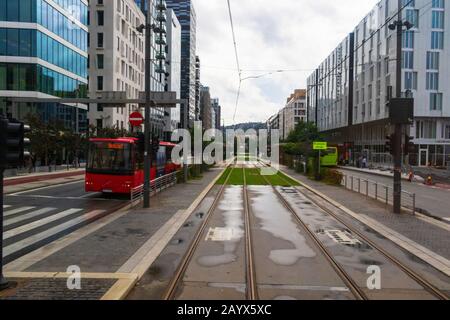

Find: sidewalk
<box><xmin>1</xmin><ymin>167</ymin><xmax>224</xmax><ymax>300</ymax></box>
<box><xmin>4</xmin><ymin>169</ymin><xmax>85</xmax><ymax>195</ymax></box>
<box><xmin>281</xmin><ymin>166</ymin><xmax>450</xmax><ymax>263</ymax></box>
<box><xmin>338</xmin><ymin>166</ymin><xmax>419</xmax><ymax>181</ymax></box>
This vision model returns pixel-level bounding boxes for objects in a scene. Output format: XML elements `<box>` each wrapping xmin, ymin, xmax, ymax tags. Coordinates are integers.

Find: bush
<box><xmin>323</xmin><ymin>169</ymin><xmax>344</xmax><ymax>185</ymax></box>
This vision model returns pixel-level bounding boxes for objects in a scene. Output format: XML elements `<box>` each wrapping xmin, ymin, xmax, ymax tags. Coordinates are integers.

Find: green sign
<box><xmin>313</xmin><ymin>141</ymin><xmax>328</xmax><ymax>150</ymax></box>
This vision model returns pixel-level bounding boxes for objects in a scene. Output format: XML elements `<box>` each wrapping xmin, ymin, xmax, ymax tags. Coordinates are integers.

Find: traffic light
<box><xmin>385</xmin><ymin>134</ymin><xmax>394</xmax><ymax>155</ymax></box>
<box><xmin>137</xmin><ymin>133</ymin><xmax>145</xmax><ymax>154</ymax></box>
<box><xmin>151</xmin><ymin>136</ymin><xmax>160</xmax><ymax>157</ymax></box>
<box><xmin>0</xmin><ymin>118</ymin><xmax>31</xmax><ymax>169</ymax></box>
<box><xmin>404</xmin><ymin>135</ymin><xmax>415</xmax><ymax>156</ymax></box>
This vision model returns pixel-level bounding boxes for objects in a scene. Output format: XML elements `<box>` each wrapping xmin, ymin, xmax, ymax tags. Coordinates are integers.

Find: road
<box><xmin>2</xmin><ymin>180</ymin><xmax>129</xmax><ymax>264</ymax></box>
<box><xmin>338</xmin><ymin>168</ymin><xmax>450</xmax><ymax>221</ymax></box>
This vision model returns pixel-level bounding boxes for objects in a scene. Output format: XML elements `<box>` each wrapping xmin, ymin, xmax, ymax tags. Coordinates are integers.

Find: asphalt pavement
<box><xmin>3</xmin><ymin>180</ymin><xmax>129</xmax><ymax>264</ymax></box>
<box><xmin>338</xmin><ymin>168</ymin><xmax>450</xmax><ymax>220</ymax></box>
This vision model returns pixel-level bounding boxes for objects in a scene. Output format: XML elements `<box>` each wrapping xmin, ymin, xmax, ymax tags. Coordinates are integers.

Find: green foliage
<box><xmin>323</xmin><ymin>169</ymin><xmax>343</xmax><ymax>185</ymax></box>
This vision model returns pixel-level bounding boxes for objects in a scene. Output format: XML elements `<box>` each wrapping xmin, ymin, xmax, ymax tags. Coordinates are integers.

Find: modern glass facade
<box><xmin>0</xmin><ymin>0</ymin><xmax>88</xmax><ymax>133</ymax></box>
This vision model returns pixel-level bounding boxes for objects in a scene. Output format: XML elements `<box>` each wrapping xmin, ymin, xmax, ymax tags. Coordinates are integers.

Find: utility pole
<box><xmin>0</xmin><ymin>116</ymin><xmax>7</xmax><ymax>290</ymax></box>
<box><xmin>143</xmin><ymin>0</ymin><xmax>154</xmax><ymax>209</ymax></box>
<box><xmin>393</xmin><ymin>0</ymin><xmax>403</xmax><ymax>214</ymax></box>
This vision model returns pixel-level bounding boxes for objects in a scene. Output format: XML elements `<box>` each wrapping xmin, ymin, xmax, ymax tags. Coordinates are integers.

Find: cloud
<box><xmin>195</xmin><ymin>0</ymin><xmax>379</xmax><ymax>124</ymax></box>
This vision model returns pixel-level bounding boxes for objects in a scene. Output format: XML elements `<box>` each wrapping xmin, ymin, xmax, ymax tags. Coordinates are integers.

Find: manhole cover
<box><xmin>324</xmin><ymin>230</ymin><xmax>362</xmax><ymax>246</ymax></box>
<box><xmin>281</xmin><ymin>188</ymin><xmax>297</xmax><ymax>194</ymax></box>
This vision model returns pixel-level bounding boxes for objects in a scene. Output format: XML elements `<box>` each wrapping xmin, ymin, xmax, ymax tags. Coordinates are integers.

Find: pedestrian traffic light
<box><xmin>137</xmin><ymin>133</ymin><xmax>145</xmax><ymax>154</ymax></box>
<box><xmin>151</xmin><ymin>136</ymin><xmax>160</xmax><ymax>157</ymax></box>
<box><xmin>404</xmin><ymin>135</ymin><xmax>415</xmax><ymax>156</ymax></box>
<box><xmin>385</xmin><ymin>134</ymin><xmax>394</xmax><ymax>155</ymax></box>
<box><xmin>0</xmin><ymin>118</ymin><xmax>31</xmax><ymax>169</ymax></box>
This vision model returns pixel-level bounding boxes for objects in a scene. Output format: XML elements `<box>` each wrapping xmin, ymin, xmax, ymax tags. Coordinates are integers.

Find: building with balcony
<box><xmin>307</xmin><ymin>0</ymin><xmax>450</xmax><ymax>167</ymax></box>
<box><xmin>199</xmin><ymin>85</ymin><xmax>212</xmax><ymax>130</ymax></box>
<box><xmin>211</xmin><ymin>97</ymin><xmax>221</xmax><ymax>130</ymax></box>
<box><xmin>195</xmin><ymin>55</ymin><xmax>200</xmax><ymax>121</ymax></box>
<box><xmin>88</xmin><ymin>0</ymin><xmax>167</xmax><ymax>137</ymax></box>
<box><xmin>164</xmin><ymin>8</ymin><xmax>181</xmax><ymax>138</ymax></box>
<box><xmin>165</xmin><ymin>0</ymin><xmax>197</xmax><ymax>129</ymax></box>
<box><xmin>0</xmin><ymin>0</ymin><xmax>89</xmax><ymax>132</ymax></box>
<box><xmin>267</xmin><ymin>89</ymin><xmax>307</xmax><ymax>141</ymax></box>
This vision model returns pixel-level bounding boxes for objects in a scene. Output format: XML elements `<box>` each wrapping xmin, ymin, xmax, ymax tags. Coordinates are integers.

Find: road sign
<box><xmin>129</xmin><ymin>112</ymin><xmax>144</xmax><ymax>127</ymax></box>
<box><xmin>313</xmin><ymin>141</ymin><xmax>328</xmax><ymax>150</ymax></box>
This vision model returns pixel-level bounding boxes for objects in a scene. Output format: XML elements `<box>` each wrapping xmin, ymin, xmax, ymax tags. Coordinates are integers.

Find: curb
<box><xmin>280</xmin><ymin>169</ymin><xmax>450</xmax><ymax>278</ymax></box>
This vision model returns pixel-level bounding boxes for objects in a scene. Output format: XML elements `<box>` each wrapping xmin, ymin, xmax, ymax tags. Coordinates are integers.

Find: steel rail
<box><xmin>263</xmin><ymin>162</ymin><xmax>448</xmax><ymax>301</ymax></box>
<box><xmin>162</xmin><ymin>162</ymin><xmax>236</xmax><ymax>300</ymax></box>
<box><xmin>242</xmin><ymin>166</ymin><xmax>259</xmax><ymax>300</ymax></box>
<box><xmin>254</xmin><ymin>162</ymin><xmax>368</xmax><ymax>300</ymax></box>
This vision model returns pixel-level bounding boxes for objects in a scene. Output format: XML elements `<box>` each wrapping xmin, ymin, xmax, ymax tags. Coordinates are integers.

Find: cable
<box><xmin>226</xmin><ymin>0</ymin><xmax>243</xmax><ymax>125</ymax></box>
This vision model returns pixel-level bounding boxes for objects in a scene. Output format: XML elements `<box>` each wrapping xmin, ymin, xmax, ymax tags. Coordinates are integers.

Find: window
<box><xmin>402</xmin><ymin>31</ymin><xmax>414</xmax><ymax>49</ymax></box>
<box><xmin>402</xmin><ymin>51</ymin><xmax>414</xmax><ymax>69</ymax></box>
<box><xmin>405</xmin><ymin>9</ymin><xmax>419</xmax><ymax>28</ymax></box>
<box><xmin>432</xmin><ymin>0</ymin><xmax>444</xmax><ymax>9</ymax></box>
<box><xmin>426</xmin><ymin>51</ymin><xmax>440</xmax><ymax>69</ymax></box>
<box><xmin>430</xmin><ymin>93</ymin><xmax>443</xmax><ymax>110</ymax></box>
<box><xmin>432</xmin><ymin>11</ymin><xmax>444</xmax><ymax>29</ymax></box>
<box><xmin>97</xmin><ymin>33</ymin><xmax>104</xmax><ymax>48</ymax></box>
<box><xmin>405</xmin><ymin>71</ymin><xmax>418</xmax><ymax>90</ymax></box>
<box><xmin>431</xmin><ymin>31</ymin><xmax>444</xmax><ymax>49</ymax></box>
<box><xmin>97</xmin><ymin>54</ymin><xmax>104</xmax><ymax>69</ymax></box>
<box><xmin>97</xmin><ymin>11</ymin><xmax>104</xmax><ymax>26</ymax></box>
<box><xmin>426</xmin><ymin>72</ymin><xmax>439</xmax><ymax>90</ymax></box>
<box><xmin>97</xmin><ymin>76</ymin><xmax>103</xmax><ymax>90</ymax></box>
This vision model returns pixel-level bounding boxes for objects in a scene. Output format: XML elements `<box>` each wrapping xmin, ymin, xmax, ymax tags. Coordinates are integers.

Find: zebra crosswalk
<box><xmin>1</xmin><ymin>205</ymin><xmax>108</xmax><ymax>263</ymax></box>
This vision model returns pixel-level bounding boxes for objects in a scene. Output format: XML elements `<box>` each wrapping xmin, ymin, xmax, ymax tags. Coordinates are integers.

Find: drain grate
<box><xmin>281</xmin><ymin>187</ymin><xmax>297</xmax><ymax>194</ymax></box>
<box><xmin>323</xmin><ymin>230</ymin><xmax>362</xmax><ymax>246</ymax></box>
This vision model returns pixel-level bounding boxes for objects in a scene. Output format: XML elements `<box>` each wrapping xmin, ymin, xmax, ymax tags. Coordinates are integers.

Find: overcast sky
<box><xmin>195</xmin><ymin>0</ymin><xmax>380</xmax><ymax>125</ymax></box>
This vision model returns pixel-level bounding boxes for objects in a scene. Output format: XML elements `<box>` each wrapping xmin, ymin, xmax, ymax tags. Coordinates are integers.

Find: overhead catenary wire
<box><xmin>226</xmin><ymin>0</ymin><xmax>243</xmax><ymax>126</ymax></box>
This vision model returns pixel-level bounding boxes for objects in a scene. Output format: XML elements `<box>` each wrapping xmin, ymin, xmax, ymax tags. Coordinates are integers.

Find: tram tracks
<box><xmin>163</xmin><ymin>162</ymin><xmax>236</xmax><ymax>300</ymax></box>
<box><xmin>257</xmin><ymin>161</ymin><xmax>448</xmax><ymax>300</ymax></box>
<box><xmin>253</xmin><ymin>163</ymin><xmax>367</xmax><ymax>300</ymax></box>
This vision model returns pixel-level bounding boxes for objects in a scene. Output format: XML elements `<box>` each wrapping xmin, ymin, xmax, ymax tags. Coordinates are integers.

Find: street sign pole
<box><xmin>143</xmin><ymin>0</ymin><xmax>154</xmax><ymax>209</ymax></box>
<box><xmin>0</xmin><ymin>168</ymin><xmax>7</xmax><ymax>290</ymax></box>
<box><xmin>393</xmin><ymin>0</ymin><xmax>403</xmax><ymax>214</ymax></box>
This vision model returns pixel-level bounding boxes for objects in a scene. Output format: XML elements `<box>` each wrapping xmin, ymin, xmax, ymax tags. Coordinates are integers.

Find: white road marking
<box><xmin>3</xmin><ymin>205</ymin><xmax>11</xmax><ymax>209</ymax></box>
<box><xmin>3</xmin><ymin>210</ymin><xmax>107</xmax><ymax>258</ymax></box>
<box><xmin>7</xmin><ymin>194</ymin><xmax>116</xmax><ymax>201</ymax></box>
<box><xmin>4</xmin><ymin>207</ymin><xmax>36</xmax><ymax>217</ymax></box>
<box><xmin>3</xmin><ymin>208</ymin><xmax>82</xmax><ymax>240</ymax></box>
<box><xmin>4</xmin><ymin>208</ymin><xmax>57</xmax><ymax>227</ymax></box>
<box><xmin>444</xmin><ymin>218</ymin><xmax>450</xmax><ymax>222</ymax></box>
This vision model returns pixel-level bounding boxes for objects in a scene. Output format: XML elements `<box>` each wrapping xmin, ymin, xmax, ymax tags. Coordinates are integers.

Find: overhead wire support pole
<box><xmin>393</xmin><ymin>0</ymin><xmax>403</xmax><ymax>214</ymax></box>
<box><xmin>143</xmin><ymin>0</ymin><xmax>154</xmax><ymax>209</ymax></box>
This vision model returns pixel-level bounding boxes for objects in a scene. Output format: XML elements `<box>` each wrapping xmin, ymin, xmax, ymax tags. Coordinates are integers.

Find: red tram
<box><xmin>85</xmin><ymin>137</ymin><xmax>179</xmax><ymax>194</ymax></box>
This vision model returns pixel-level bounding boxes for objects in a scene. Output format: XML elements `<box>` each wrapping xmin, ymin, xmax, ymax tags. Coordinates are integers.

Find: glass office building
<box><xmin>0</xmin><ymin>0</ymin><xmax>88</xmax><ymax>132</ymax></box>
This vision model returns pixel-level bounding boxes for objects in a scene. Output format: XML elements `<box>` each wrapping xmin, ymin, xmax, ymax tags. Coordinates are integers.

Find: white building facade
<box><xmin>164</xmin><ymin>8</ymin><xmax>181</xmax><ymax>137</ymax></box>
<box><xmin>88</xmin><ymin>0</ymin><xmax>167</xmax><ymax>136</ymax></box>
<box><xmin>267</xmin><ymin>89</ymin><xmax>307</xmax><ymax>141</ymax></box>
<box><xmin>307</xmin><ymin>0</ymin><xmax>450</xmax><ymax>167</ymax></box>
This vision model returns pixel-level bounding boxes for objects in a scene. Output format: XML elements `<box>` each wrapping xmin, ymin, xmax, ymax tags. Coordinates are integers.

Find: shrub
<box><xmin>323</xmin><ymin>169</ymin><xmax>344</xmax><ymax>185</ymax></box>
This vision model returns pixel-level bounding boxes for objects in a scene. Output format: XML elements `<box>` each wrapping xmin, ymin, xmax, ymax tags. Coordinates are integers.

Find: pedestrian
<box><xmin>362</xmin><ymin>157</ymin><xmax>367</xmax><ymax>169</ymax></box>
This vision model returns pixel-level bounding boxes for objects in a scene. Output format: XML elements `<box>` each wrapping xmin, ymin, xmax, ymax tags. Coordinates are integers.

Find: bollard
<box><xmin>375</xmin><ymin>182</ymin><xmax>378</xmax><ymax>200</ymax></box>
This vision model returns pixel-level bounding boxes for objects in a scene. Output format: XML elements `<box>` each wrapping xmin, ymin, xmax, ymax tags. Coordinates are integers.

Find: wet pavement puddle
<box><xmin>248</xmin><ymin>186</ymin><xmax>316</xmax><ymax>266</ymax></box>
<box><xmin>197</xmin><ymin>186</ymin><xmax>245</xmax><ymax>267</ymax></box>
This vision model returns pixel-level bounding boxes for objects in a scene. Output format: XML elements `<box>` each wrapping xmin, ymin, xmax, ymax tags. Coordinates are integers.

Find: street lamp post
<box><xmin>389</xmin><ymin>0</ymin><xmax>414</xmax><ymax>214</ymax></box>
<box><xmin>140</xmin><ymin>0</ymin><xmax>155</xmax><ymax>209</ymax></box>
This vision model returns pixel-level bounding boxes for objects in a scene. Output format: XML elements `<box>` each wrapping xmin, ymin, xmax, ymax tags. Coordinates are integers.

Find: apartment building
<box><xmin>307</xmin><ymin>0</ymin><xmax>450</xmax><ymax>167</ymax></box>
<box><xmin>164</xmin><ymin>8</ymin><xmax>181</xmax><ymax>138</ymax></box>
<box><xmin>267</xmin><ymin>89</ymin><xmax>307</xmax><ymax>140</ymax></box>
<box><xmin>0</xmin><ymin>0</ymin><xmax>89</xmax><ymax>132</ymax></box>
<box><xmin>88</xmin><ymin>0</ymin><xmax>167</xmax><ymax>137</ymax></box>
<box><xmin>165</xmin><ymin>0</ymin><xmax>197</xmax><ymax>129</ymax></box>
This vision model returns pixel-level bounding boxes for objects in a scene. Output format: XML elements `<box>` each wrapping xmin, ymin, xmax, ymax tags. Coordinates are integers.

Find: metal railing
<box><xmin>130</xmin><ymin>172</ymin><xmax>178</xmax><ymax>207</ymax></box>
<box><xmin>341</xmin><ymin>174</ymin><xmax>416</xmax><ymax>215</ymax></box>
